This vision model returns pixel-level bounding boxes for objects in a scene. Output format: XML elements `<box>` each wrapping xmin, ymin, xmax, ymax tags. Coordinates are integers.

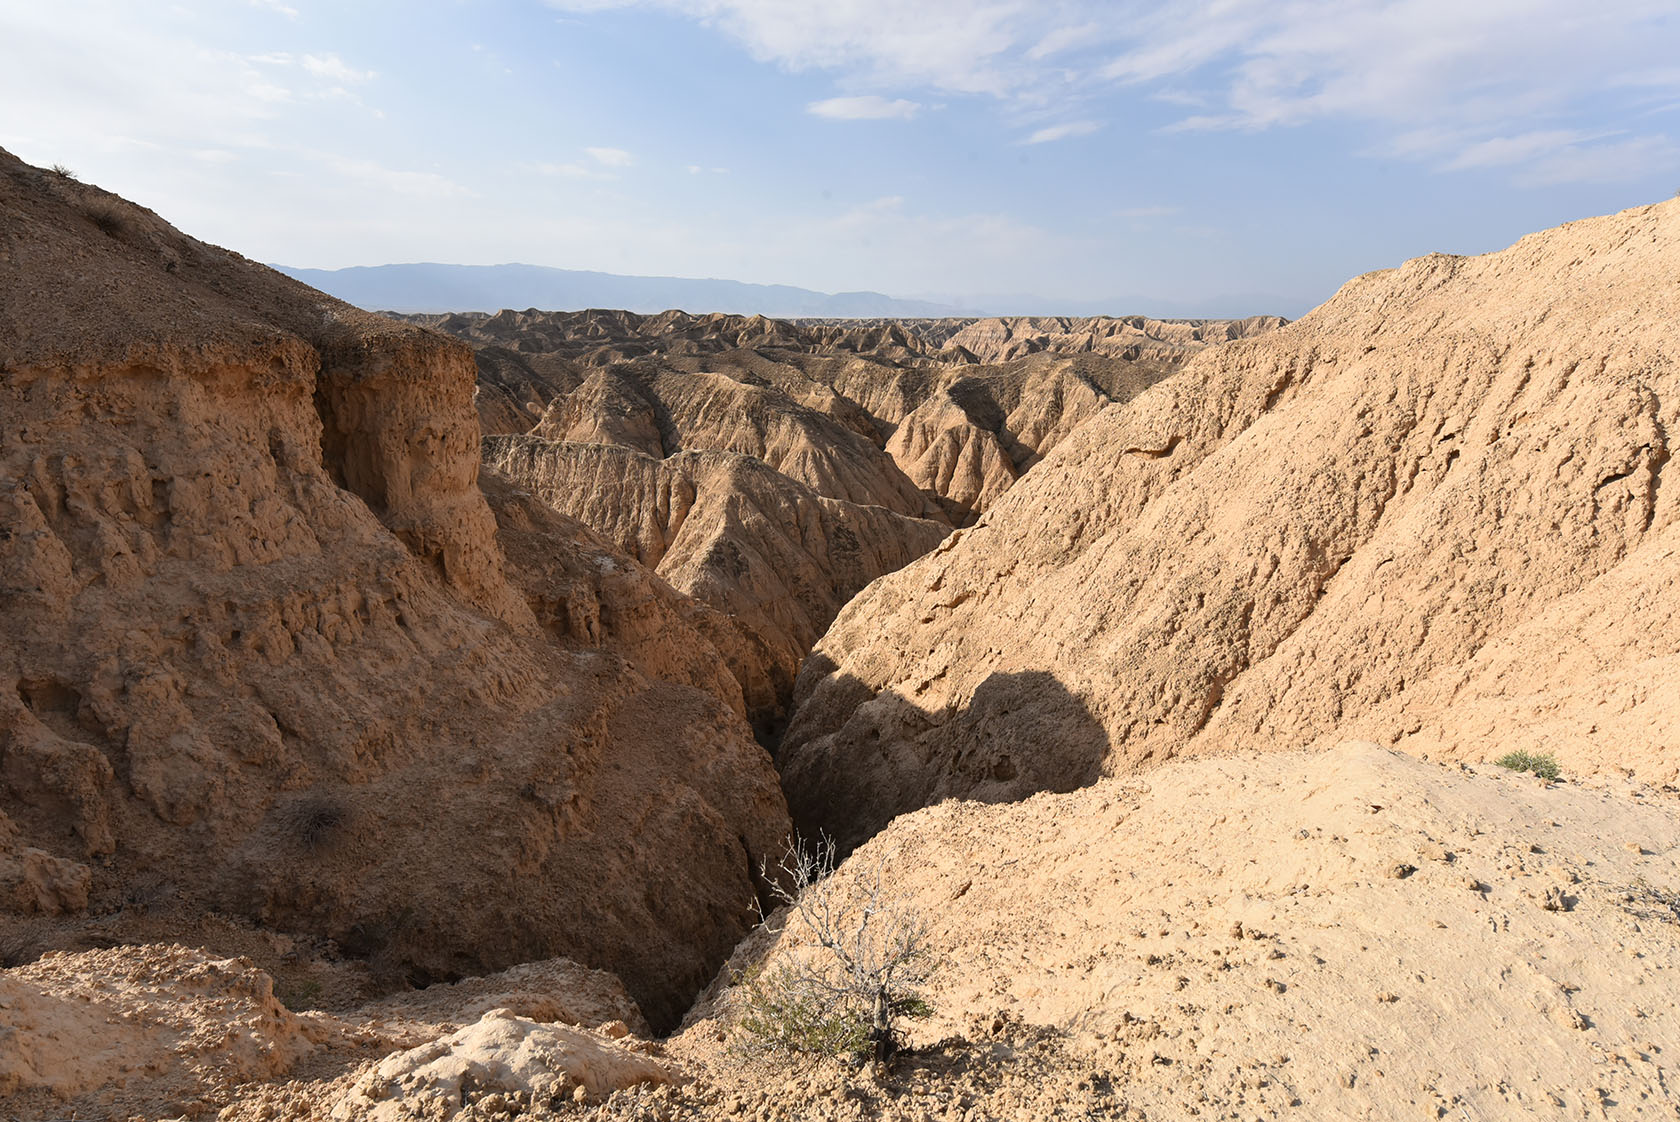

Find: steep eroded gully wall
<box><xmin>0</xmin><ymin>149</ymin><xmax>789</xmax><ymax>1030</ymax></box>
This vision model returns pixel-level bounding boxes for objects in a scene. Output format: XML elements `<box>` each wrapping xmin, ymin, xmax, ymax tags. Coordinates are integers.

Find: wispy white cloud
<box><xmin>1025</xmin><ymin>120</ymin><xmax>1099</xmax><ymax>144</ymax></box>
<box><xmin>1099</xmin><ymin>0</ymin><xmax>1680</xmax><ymax>185</ymax></box>
<box><xmin>1442</xmin><ymin>130</ymin><xmax>1608</xmax><ymax>171</ymax></box>
<box><xmin>1515</xmin><ymin>135</ymin><xmax>1680</xmax><ymax>186</ymax></box>
<box><xmin>1612</xmin><ymin>67</ymin><xmax>1680</xmax><ymax>90</ymax></box>
<box><xmin>534</xmin><ymin>147</ymin><xmax>635</xmax><ymax>179</ymax></box>
<box><xmin>301</xmin><ymin>53</ymin><xmax>375</xmax><ymax>84</ymax></box>
<box><xmin>313</xmin><ymin>153</ymin><xmax>471</xmax><ymax>198</ymax></box>
<box><xmin>547</xmin><ymin>0</ymin><xmax>1679</xmax><ymax>187</ymax></box>
<box><xmin>1025</xmin><ymin>22</ymin><xmax>1102</xmax><ymax>61</ymax></box>
<box><xmin>248</xmin><ymin>0</ymin><xmax>298</xmax><ymax>17</ymax></box>
<box><xmin>807</xmin><ymin>95</ymin><xmax>920</xmax><ymax>120</ymax></box>
<box><xmin>1149</xmin><ymin>87</ymin><xmax>1210</xmax><ymax>108</ymax></box>
<box><xmin>544</xmin><ymin>0</ymin><xmax>1089</xmax><ymax>98</ymax></box>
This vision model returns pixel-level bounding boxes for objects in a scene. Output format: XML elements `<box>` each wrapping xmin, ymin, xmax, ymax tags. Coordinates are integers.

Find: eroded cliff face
<box><xmin>529</xmin><ymin>365</ymin><xmax>939</xmax><ymax>519</ymax></box>
<box><xmin>0</xmin><ymin>149</ymin><xmax>789</xmax><ymax>1030</ymax></box>
<box><xmin>781</xmin><ymin>198</ymin><xmax>1680</xmax><ymax>851</ymax></box>
<box><xmin>483</xmin><ymin>436</ymin><xmax>947</xmax><ymax>736</ymax></box>
<box><xmin>414</xmin><ymin>310</ymin><xmax>1275</xmax><ymax>729</ymax></box>
<box><xmin>412</xmin><ymin>308</ymin><xmax>1282</xmax><ymax>525</ymax></box>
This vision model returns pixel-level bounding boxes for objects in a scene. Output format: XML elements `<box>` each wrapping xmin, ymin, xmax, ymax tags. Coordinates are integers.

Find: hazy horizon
<box><xmin>275</xmin><ymin>259</ymin><xmax>1309</xmax><ymax>319</ymax></box>
<box><xmin>5</xmin><ymin>1</ymin><xmax>1678</xmax><ymax>315</ymax></box>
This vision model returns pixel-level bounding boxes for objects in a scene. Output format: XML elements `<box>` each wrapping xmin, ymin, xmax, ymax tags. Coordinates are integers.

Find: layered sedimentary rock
<box><xmin>529</xmin><ymin>365</ymin><xmax>938</xmax><ymax>519</ymax></box>
<box><xmin>412</xmin><ymin>308</ymin><xmax>1281</xmax><ymax>523</ymax></box>
<box><xmin>781</xmin><ymin>198</ymin><xmax>1680</xmax><ymax>849</ymax></box>
<box><xmin>409</xmin><ymin>308</ymin><xmax>1284</xmax><ymax>371</ymax></box>
<box><xmin>877</xmin><ymin>354</ymin><xmax>1170</xmax><ymax>522</ymax></box>
<box><xmin>938</xmin><ymin>314</ymin><xmax>1286</xmax><ymax>364</ymax></box>
<box><xmin>0</xmin><ymin>149</ymin><xmax>789</xmax><ymax>1030</ymax></box>
<box><xmin>484</xmin><ymin>437</ymin><xmax>947</xmax><ymax>735</ymax></box>
<box><xmin>417</xmin><ymin>309</ymin><xmax>1275</xmax><ymax>730</ymax></box>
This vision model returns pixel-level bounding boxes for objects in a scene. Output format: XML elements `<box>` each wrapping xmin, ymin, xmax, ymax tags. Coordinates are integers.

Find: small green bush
<box><xmin>1496</xmin><ymin>750</ymin><xmax>1560</xmax><ymax>781</ymax></box>
<box><xmin>733</xmin><ymin>835</ymin><xmax>934</xmax><ymax>1064</ymax></box>
<box><xmin>735</xmin><ymin>961</ymin><xmax>873</xmax><ymax>1058</ymax></box>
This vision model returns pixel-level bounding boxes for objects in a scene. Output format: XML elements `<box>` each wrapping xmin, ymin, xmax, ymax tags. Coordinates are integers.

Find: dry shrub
<box><xmin>84</xmin><ymin>197</ymin><xmax>136</xmax><ymax>239</ymax></box>
<box><xmin>284</xmin><ymin>793</ymin><xmax>349</xmax><ymax>852</ymax></box>
<box><xmin>735</xmin><ymin>834</ymin><xmax>934</xmax><ymax>1064</ymax></box>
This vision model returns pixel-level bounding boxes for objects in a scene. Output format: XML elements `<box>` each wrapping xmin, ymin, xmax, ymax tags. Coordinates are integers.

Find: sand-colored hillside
<box><xmin>484</xmin><ymin>438</ymin><xmax>947</xmax><ymax>734</ymax></box>
<box><xmin>421</xmin><ymin>308</ymin><xmax>1271</xmax><ymax>726</ymax></box>
<box><xmin>0</xmin><ymin>148</ymin><xmax>789</xmax><ymax>1030</ymax></box>
<box><xmin>530</xmin><ymin>364</ymin><xmax>938</xmax><ymax>519</ymax></box>
<box><xmin>407</xmin><ymin>309</ymin><xmax>1283</xmax><ymax>372</ymax></box>
<box><xmin>27</xmin><ymin>745</ymin><xmax>1669</xmax><ymax>1121</ymax></box>
<box><xmin>782</xmin><ymin>196</ymin><xmax>1680</xmax><ymax>849</ymax></box>
<box><xmin>677</xmin><ymin>744</ymin><xmax>1680</xmax><ymax>1120</ymax></box>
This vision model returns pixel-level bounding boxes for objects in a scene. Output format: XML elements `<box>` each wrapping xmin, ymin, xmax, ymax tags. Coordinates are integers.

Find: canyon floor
<box><xmin>3</xmin><ymin>150</ymin><xmax>1678</xmax><ymax>1120</ymax></box>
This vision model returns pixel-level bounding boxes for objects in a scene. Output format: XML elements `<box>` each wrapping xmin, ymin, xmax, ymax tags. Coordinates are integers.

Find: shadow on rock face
<box><xmin>776</xmin><ymin>659</ymin><xmax>1108</xmax><ymax>855</ymax></box>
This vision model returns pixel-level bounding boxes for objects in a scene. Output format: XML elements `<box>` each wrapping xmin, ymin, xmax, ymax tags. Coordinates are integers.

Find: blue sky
<box><xmin>3</xmin><ymin>0</ymin><xmax>1678</xmax><ymax>315</ymax></box>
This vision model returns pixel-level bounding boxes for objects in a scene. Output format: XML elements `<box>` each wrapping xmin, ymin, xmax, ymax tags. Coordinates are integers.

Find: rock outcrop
<box><xmin>331</xmin><ymin>1009</ymin><xmax>672</xmax><ymax>1120</ymax></box>
<box><xmin>0</xmin><ymin>941</ymin><xmax>654</xmax><ymax>1121</ymax></box>
<box><xmin>0</xmin><ymin>149</ymin><xmax>789</xmax><ymax>1030</ymax></box>
<box><xmin>529</xmin><ymin>364</ymin><xmax>938</xmax><ymax>519</ymax></box>
<box><xmin>484</xmin><ymin>437</ymin><xmax>947</xmax><ymax>735</ymax></box>
<box><xmin>939</xmin><ymin>313</ymin><xmax>1286</xmax><ymax>364</ymax></box>
<box><xmin>419</xmin><ymin>308</ymin><xmax>1274</xmax><ymax>729</ymax></box>
<box><xmin>781</xmin><ymin>198</ymin><xmax>1680</xmax><ymax>849</ymax></box>
<box><xmin>412</xmin><ymin>308</ymin><xmax>1281</xmax><ymax>523</ymax></box>
<box><xmin>407</xmin><ymin>308</ymin><xmax>1284</xmax><ymax>372</ymax></box>
<box><xmin>0</xmin><ymin>944</ymin><xmax>326</xmax><ymax>1111</ymax></box>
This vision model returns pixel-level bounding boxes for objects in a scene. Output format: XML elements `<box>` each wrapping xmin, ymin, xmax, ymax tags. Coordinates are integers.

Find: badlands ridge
<box><xmin>1</xmin><ymin>145</ymin><xmax>1678</xmax><ymax>1120</ymax></box>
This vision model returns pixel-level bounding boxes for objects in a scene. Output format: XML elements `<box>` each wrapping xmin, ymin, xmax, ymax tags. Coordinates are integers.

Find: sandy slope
<box><xmin>783</xmin><ymin>196</ymin><xmax>1680</xmax><ymax>849</ymax></box>
<box><xmin>674</xmin><ymin>744</ymin><xmax>1680</xmax><ymax>1120</ymax></box>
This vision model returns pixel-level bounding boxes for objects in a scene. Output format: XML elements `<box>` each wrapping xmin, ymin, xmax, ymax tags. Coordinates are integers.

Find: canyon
<box><xmin>2</xmin><ymin>147</ymin><xmax>1678</xmax><ymax>1121</ymax></box>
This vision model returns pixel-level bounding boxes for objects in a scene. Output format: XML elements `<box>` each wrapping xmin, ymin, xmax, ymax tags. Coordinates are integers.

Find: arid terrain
<box><xmin>3</xmin><ymin>147</ymin><xmax>1679</xmax><ymax>1122</ymax></box>
<box><xmin>423</xmin><ymin>307</ymin><xmax>1276</xmax><ymax>734</ymax></box>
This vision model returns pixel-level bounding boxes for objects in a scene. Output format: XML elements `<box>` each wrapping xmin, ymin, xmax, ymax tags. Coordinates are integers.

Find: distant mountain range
<box><xmin>271</xmin><ymin>261</ymin><xmax>1310</xmax><ymax>320</ymax></box>
<box><xmin>270</xmin><ymin>262</ymin><xmax>969</xmax><ymax>318</ymax></box>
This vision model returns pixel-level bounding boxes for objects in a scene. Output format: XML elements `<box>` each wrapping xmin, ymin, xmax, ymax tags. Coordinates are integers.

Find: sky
<box><xmin>2</xmin><ymin>0</ymin><xmax>1678</xmax><ymax>316</ymax></box>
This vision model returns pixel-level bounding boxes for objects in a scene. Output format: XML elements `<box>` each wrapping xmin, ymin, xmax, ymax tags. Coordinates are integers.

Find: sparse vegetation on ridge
<box><xmin>84</xmin><ymin>196</ymin><xmax>130</xmax><ymax>238</ymax></box>
<box><xmin>735</xmin><ymin>834</ymin><xmax>934</xmax><ymax>1065</ymax></box>
<box><xmin>1496</xmin><ymin>750</ymin><xmax>1561</xmax><ymax>781</ymax></box>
